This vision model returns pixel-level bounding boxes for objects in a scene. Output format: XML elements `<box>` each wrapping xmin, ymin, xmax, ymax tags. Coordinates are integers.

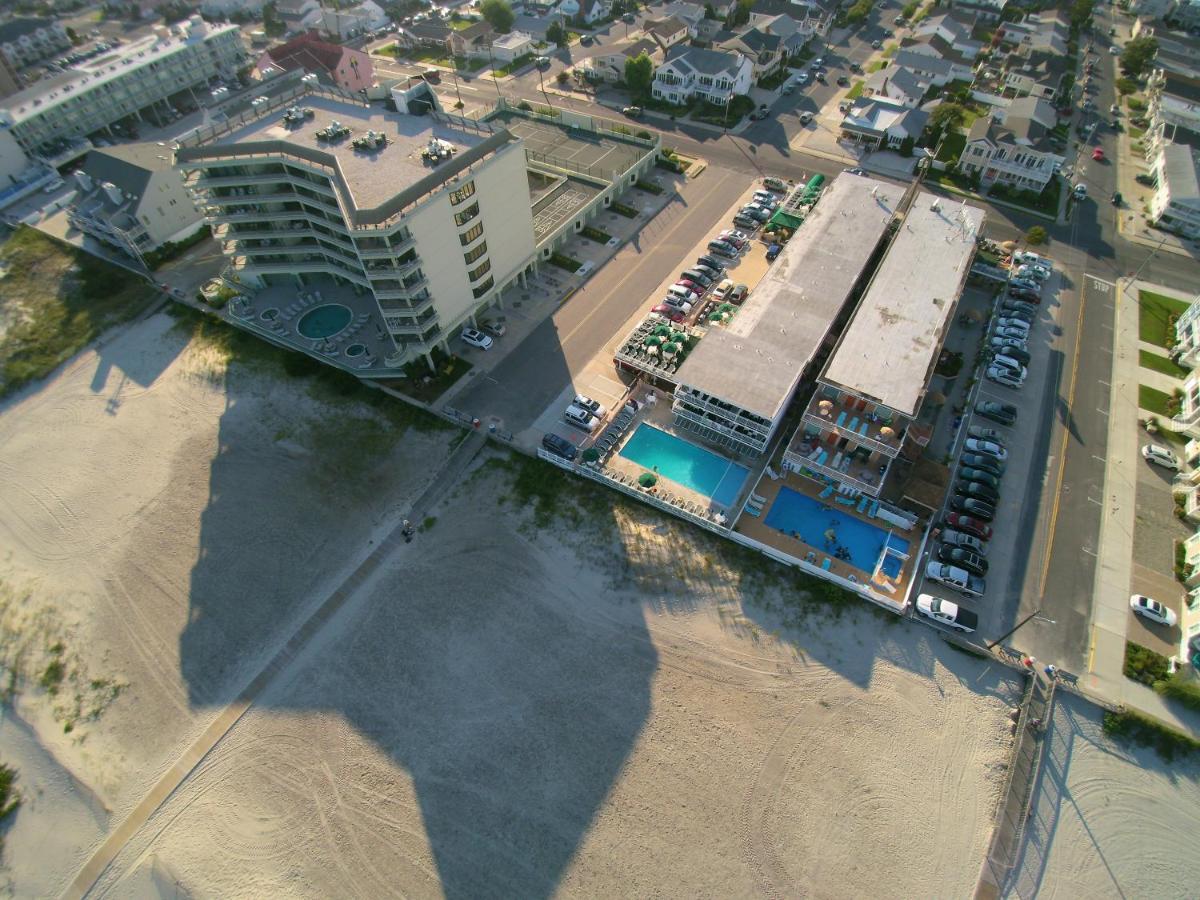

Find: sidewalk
<box><xmin>1087</xmin><ymin>277</ymin><xmax>1200</xmax><ymax>738</ymax></box>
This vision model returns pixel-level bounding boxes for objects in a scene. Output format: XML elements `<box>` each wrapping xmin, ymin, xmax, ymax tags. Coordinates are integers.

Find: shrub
<box><xmin>611</xmin><ymin>201</ymin><xmax>639</xmax><ymax>217</ymax></box>
<box><xmin>1025</xmin><ymin>225</ymin><xmax>1048</xmax><ymax>245</ymax></box>
<box><xmin>580</xmin><ymin>224</ymin><xmax>613</xmax><ymax>242</ymax></box>
<box><xmin>1156</xmin><ymin>673</ymin><xmax>1200</xmax><ymax>712</ymax></box>
<box><xmin>635</xmin><ymin>179</ymin><xmax>664</xmax><ymax>194</ymax></box>
<box><xmin>548</xmin><ymin>251</ymin><xmax>583</xmax><ymax>272</ymax></box>
<box><xmin>1104</xmin><ymin>708</ymin><xmax>1200</xmax><ymax>761</ymax></box>
<box><xmin>1123</xmin><ymin>641</ymin><xmax>1171</xmax><ymax>686</ymax></box>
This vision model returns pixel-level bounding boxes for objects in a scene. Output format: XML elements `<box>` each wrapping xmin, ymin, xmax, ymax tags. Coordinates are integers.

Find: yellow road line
<box><xmin>1038</xmin><ymin>280</ymin><xmax>1090</xmax><ymax>596</ymax></box>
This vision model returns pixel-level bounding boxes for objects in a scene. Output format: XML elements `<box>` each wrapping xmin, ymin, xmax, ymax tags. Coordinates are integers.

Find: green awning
<box><xmin>769</xmin><ymin>209</ymin><xmax>803</xmax><ymax>229</ymax></box>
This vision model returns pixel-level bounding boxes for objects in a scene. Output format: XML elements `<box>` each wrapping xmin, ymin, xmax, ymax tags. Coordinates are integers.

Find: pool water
<box><xmin>619</xmin><ymin>424</ymin><xmax>749</xmax><ymax>507</ymax></box>
<box><xmin>297</xmin><ymin>303</ymin><xmax>352</xmax><ymax>339</ymax></box>
<box><xmin>763</xmin><ymin>486</ymin><xmax>910</xmax><ymax>573</ymax></box>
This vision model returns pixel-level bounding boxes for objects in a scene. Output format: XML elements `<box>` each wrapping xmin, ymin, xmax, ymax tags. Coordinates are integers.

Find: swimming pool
<box><xmin>763</xmin><ymin>486</ymin><xmax>910</xmax><ymax>573</ymax></box>
<box><xmin>297</xmin><ymin>304</ymin><xmax>352</xmax><ymax>339</ymax></box>
<box><xmin>619</xmin><ymin>424</ymin><xmax>748</xmax><ymax>507</ymax></box>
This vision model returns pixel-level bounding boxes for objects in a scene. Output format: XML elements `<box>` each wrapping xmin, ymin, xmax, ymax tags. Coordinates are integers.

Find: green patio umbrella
<box><xmin>582</xmin><ymin>447</ymin><xmax>600</xmax><ymax>463</ymax></box>
<box><xmin>638</xmin><ymin>472</ymin><xmax>658</xmax><ymax>488</ymax></box>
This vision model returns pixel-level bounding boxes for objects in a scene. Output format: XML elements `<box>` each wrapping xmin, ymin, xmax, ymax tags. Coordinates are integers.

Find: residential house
<box><xmin>893</xmin><ymin>49</ymin><xmax>972</xmax><ymax>90</ymax></box>
<box><xmin>257</xmin><ymin>31</ymin><xmax>374</xmax><ymax>92</ymax></box>
<box><xmin>899</xmin><ymin>32</ymin><xmax>980</xmax><ymax>71</ymax></box>
<box><xmin>402</xmin><ymin>21</ymin><xmax>454</xmax><ymax>49</ymax></box>
<box><xmin>202</xmin><ymin>0</ymin><xmax>269</xmax><ymax>15</ymax></box>
<box><xmin>864</xmin><ymin>66</ymin><xmax>924</xmax><ymax>107</ymax></box>
<box><xmin>748</xmin><ymin>0</ymin><xmax>834</xmax><ymax>37</ymax></box>
<box><xmin>839</xmin><ymin>96</ymin><xmax>929</xmax><ymax>150</ymax></box>
<box><xmin>0</xmin><ymin>17</ymin><xmax>71</xmax><ymax>70</ymax></box>
<box><xmin>998</xmin><ymin>12</ymin><xmax>1070</xmax><ymax>58</ymax></box>
<box><xmin>1003</xmin><ymin>52</ymin><xmax>1070</xmax><ymax>101</ymax></box>
<box><xmin>947</xmin><ymin>0</ymin><xmax>1007</xmax><ymax>23</ymax></box>
<box><xmin>645</xmin><ymin>17</ymin><xmax>690</xmax><ymax>51</ymax></box>
<box><xmin>1173</xmin><ymin>293</ymin><xmax>1200</xmax><ymax>369</ymax></box>
<box><xmin>652</xmin><ymin>45</ymin><xmax>753</xmax><ymax>105</ymax></box>
<box><xmin>1146</xmin><ymin>68</ymin><xmax>1200</xmax><ymax>156</ymax></box>
<box><xmin>1150</xmin><ymin>142</ymin><xmax>1200</xmax><ymax>237</ymax></box>
<box><xmin>448</xmin><ymin>22</ymin><xmax>495</xmax><ymax>59</ymax></box>
<box><xmin>277</xmin><ymin>0</ymin><xmax>324</xmax><ymax>35</ymax></box>
<box><xmin>68</xmin><ymin>142</ymin><xmax>205</xmax><ymax>264</ymax></box>
<box><xmin>913</xmin><ymin>10</ymin><xmax>980</xmax><ymax>54</ymax></box>
<box><xmin>558</xmin><ymin>0</ymin><xmax>614</xmax><ymax>25</ymax></box>
<box><xmin>958</xmin><ymin>114</ymin><xmax>1065</xmax><ymax>192</ymax></box>
<box><xmin>321</xmin><ymin>1</ymin><xmax>389</xmax><ymax>40</ymax></box>
<box><xmin>720</xmin><ymin>21</ymin><xmax>806</xmax><ymax>79</ymax></box>
<box><xmin>660</xmin><ymin>2</ymin><xmax>708</xmax><ymax>38</ymax></box>
<box><xmin>491</xmin><ymin>31</ymin><xmax>535</xmax><ymax>63</ymax></box>
<box><xmin>1173</xmin><ymin>365</ymin><xmax>1200</xmax><ymax>437</ymax></box>
<box><xmin>590</xmin><ymin>38</ymin><xmax>662</xmax><ymax>82</ymax></box>
<box><xmin>995</xmin><ymin>95</ymin><xmax>1057</xmax><ymax>129</ymax></box>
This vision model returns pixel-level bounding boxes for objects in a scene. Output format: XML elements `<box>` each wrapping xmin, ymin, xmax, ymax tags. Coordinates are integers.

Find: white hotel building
<box><xmin>0</xmin><ymin>16</ymin><xmax>246</xmax><ymax>167</ymax></box>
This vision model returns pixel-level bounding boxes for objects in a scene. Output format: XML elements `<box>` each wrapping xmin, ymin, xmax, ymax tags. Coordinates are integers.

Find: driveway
<box><xmin>1128</xmin><ymin>436</ymin><xmax>1188</xmax><ymax>656</ymax></box>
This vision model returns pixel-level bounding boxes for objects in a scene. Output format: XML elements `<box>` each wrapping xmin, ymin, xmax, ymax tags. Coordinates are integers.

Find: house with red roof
<box><xmin>255</xmin><ymin>31</ymin><xmax>373</xmax><ymax>93</ymax></box>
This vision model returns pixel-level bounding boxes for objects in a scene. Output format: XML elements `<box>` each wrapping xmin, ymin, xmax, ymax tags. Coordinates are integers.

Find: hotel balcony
<box><xmin>801</xmin><ymin>393</ymin><xmax>904</xmax><ymax>458</ymax></box>
<box><xmin>672</xmin><ymin>403</ymin><xmax>770</xmax><ymax>457</ymax></box>
<box><xmin>783</xmin><ymin>430</ymin><xmax>891</xmax><ymax>498</ymax></box>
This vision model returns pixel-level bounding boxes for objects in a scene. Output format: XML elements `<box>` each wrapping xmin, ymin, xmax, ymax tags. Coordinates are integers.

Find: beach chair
<box><xmin>856</xmin><ymin>496</ymin><xmax>869</xmax><ymax>513</ymax></box>
<box><xmin>819</xmin><ymin>485</ymin><xmax>834</xmax><ymax>499</ymax></box>
<box><xmin>859</xmin><ymin>422</ymin><xmax>869</xmax><ymax>436</ymax></box>
<box><xmin>847</xmin><ymin>417</ymin><xmax>859</xmax><ymax>433</ymax></box>
<box><xmin>836</xmin><ymin>411</ymin><xmax>847</xmax><ymax>428</ymax></box>
<box><xmin>836</xmin><ymin>495</ymin><xmax>855</xmax><ymax>507</ymax></box>
<box><xmin>832</xmin><ymin>452</ymin><xmax>844</xmax><ymax>470</ymax></box>
<box><xmin>743</xmin><ymin>505</ymin><xmax>761</xmax><ymax>517</ymax></box>
<box><xmin>751</xmin><ymin>492</ymin><xmax>767</xmax><ymax>504</ymax></box>
<box><xmin>822</xmin><ymin>557</ymin><xmax>832</xmax><ymax>571</ymax></box>
<box><xmin>869</xmin><ymin>501</ymin><xmax>879</xmax><ymax>518</ymax></box>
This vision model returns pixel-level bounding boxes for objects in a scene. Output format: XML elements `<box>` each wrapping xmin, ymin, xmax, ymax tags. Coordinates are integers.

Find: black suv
<box><xmin>937</xmin><ymin>546</ymin><xmax>989</xmax><ymax>577</ymax></box>
<box><xmin>541</xmin><ymin>433</ymin><xmax>577</xmax><ymax>461</ymax></box>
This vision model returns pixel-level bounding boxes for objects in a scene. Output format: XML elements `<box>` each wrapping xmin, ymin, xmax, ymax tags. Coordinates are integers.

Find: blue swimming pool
<box><xmin>297</xmin><ymin>303</ymin><xmax>352</xmax><ymax>339</ymax></box>
<box><xmin>620</xmin><ymin>424</ymin><xmax>749</xmax><ymax>507</ymax></box>
<box><xmin>763</xmin><ymin>486</ymin><xmax>910</xmax><ymax>573</ymax></box>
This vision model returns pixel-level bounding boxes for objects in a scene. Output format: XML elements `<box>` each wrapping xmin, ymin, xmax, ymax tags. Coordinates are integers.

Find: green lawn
<box><xmin>936</xmin><ymin>131</ymin><xmax>966</xmax><ymax>163</ymax></box>
<box><xmin>493</xmin><ymin>52</ymin><xmax>534</xmax><ymax>77</ymax></box>
<box><xmin>846</xmin><ymin>80</ymin><xmax>864</xmax><ymax>100</ymax></box>
<box><xmin>1139</xmin><ymin>384</ymin><xmax>1173</xmax><ymax>416</ymax></box>
<box><xmin>1139</xmin><ymin>290</ymin><xmax>1190</xmax><ymax>348</ymax></box>
<box><xmin>1140</xmin><ymin>348</ymin><xmax>1190</xmax><ymax>379</ymax></box>
<box><xmin>867</xmin><ymin>59</ymin><xmax>887</xmax><ymax>73</ymax></box>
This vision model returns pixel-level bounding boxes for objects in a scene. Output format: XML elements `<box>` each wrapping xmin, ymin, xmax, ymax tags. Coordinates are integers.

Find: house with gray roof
<box><xmin>958</xmin><ymin>113</ymin><xmax>1064</xmax><ymax>192</ymax></box>
<box><xmin>839</xmin><ymin>96</ymin><xmax>929</xmax><ymax>150</ymax></box>
<box><xmin>645</xmin><ymin>16</ymin><xmax>690</xmax><ymax>50</ymax></box>
<box><xmin>1003</xmin><ymin>51</ymin><xmax>1070</xmax><ymax>101</ymax></box>
<box><xmin>590</xmin><ymin>38</ymin><xmax>663</xmax><ymax>81</ymax></box>
<box><xmin>998</xmin><ymin>95</ymin><xmax>1057</xmax><ymax>130</ymax></box>
<box><xmin>864</xmin><ymin>65</ymin><xmax>925</xmax><ymax>107</ymax></box>
<box><xmin>652</xmin><ymin>45</ymin><xmax>753</xmax><ymax>105</ymax></box>
<box><xmin>68</xmin><ymin>143</ymin><xmax>205</xmax><ymax>264</ymax></box>
<box><xmin>947</xmin><ymin>0</ymin><xmax>1007</xmax><ymax>23</ymax></box>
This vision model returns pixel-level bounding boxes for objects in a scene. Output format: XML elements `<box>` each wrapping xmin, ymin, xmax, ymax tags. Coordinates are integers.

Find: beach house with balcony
<box><xmin>651</xmin><ymin>45</ymin><xmax>753</xmax><ymax>105</ymax></box>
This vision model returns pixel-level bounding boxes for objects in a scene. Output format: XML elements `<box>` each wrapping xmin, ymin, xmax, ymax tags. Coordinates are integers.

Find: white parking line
<box><xmin>1096</xmin><ymin>406</ymin><xmax>1109</xmax><ymax>415</ymax></box>
<box><xmin>1089</xmin><ymin>496</ymin><xmax>1103</xmax><ymax>506</ymax></box>
<box><xmin>1092</xmin><ymin>454</ymin><xmax>1106</xmax><ymax>462</ymax></box>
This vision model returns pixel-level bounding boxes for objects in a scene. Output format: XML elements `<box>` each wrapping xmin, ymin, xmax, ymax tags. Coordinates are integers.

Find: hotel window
<box><xmin>453</xmin><ymin>202</ymin><xmax>480</xmax><ymax>226</ymax></box>
<box><xmin>459</xmin><ymin>221</ymin><xmax>484</xmax><ymax>245</ymax></box>
<box><xmin>463</xmin><ymin>241</ymin><xmax>488</xmax><ymax>264</ymax></box>
<box><xmin>468</xmin><ymin>259</ymin><xmax>491</xmax><ymax>282</ymax></box>
<box><xmin>471</xmin><ymin>275</ymin><xmax>494</xmax><ymax>299</ymax></box>
<box><xmin>449</xmin><ymin>180</ymin><xmax>476</xmax><ymax>205</ymax></box>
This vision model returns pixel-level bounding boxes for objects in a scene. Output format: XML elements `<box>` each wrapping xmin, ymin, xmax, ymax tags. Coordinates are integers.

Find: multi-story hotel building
<box><xmin>177</xmin><ymin>86</ymin><xmax>538</xmax><ymax>370</ymax></box>
<box><xmin>0</xmin><ymin>16</ymin><xmax>246</xmax><ymax>165</ymax></box>
<box><xmin>784</xmin><ymin>193</ymin><xmax>984</xmax><ymax>498</ymax></box>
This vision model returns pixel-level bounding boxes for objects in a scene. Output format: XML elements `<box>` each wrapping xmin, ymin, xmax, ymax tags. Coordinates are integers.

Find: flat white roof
<box><xmin>822</xmin><ymin>192</ymin><xmax>985</xmax><ymax>417</ymax></box>
<box><xmin>675</xmin><ymin>175</ymin><xmax>906</xmax><ymax>422</ymax></box>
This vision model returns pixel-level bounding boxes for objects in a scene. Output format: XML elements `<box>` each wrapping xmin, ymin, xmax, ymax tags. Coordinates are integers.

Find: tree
<box><xmin>1025</xmin><ymin>226</ymin><xmax>1047</xmax><ymax>245</ymax></box>
<box><xmin>1069</xmin><ymin>0</ymin><xmax>1094</xmax><ymax>30</ymax></box>
<box><xmin>65</xmin><ymin>26</ymin><xmax>80</xmax><ymax>44</ymax></box>
<box><xmin>1121</xmin><ymin>35</ymin><xmax>1158</xmax><ymax>77</ymax></box>
<box><xmin>480</xmin><ymin>0</ymin><xmax>515</xmax><ymax>34</ymax></box>
<box><xmin>556</xmin><ymin>70</ymin><xmax>569</xmax><ymax>84</ymax></box>
<box><xmin>546</xmin><ymin>21</ymin><xmax>567</xmax><ymax>47</ymax></box>
<box><xmin>1115</xmin><ymin>76</ymin><xmax>1137</xmax><ymax>95</ymax></box>
<box><xmin>704</xmin><ymin>2</ymin><xmax>718</xmax><ymax>18</ymax></box>
<box><xmin>728</xmin><ymin>0</ymin><xmax>752</xmax><ymax>27</ymax></box>
<box><xmin>625</xmin><ymin>51</ymin><xmax>654</xmax><ymax>98</ymax></box>
<box><xmin>928</xmin><ymin>101</ymin><xmax>966</xmax><ymax>139</ymax></box>
<box><xmin>262</xmin><ymin>1</ymin><xmax>286</xmax><ymax>36</ymax></box>
<box><xmin>898</xmin><ymin>135</ymin><xmax>914</xmax><ymax>157</ymax></box>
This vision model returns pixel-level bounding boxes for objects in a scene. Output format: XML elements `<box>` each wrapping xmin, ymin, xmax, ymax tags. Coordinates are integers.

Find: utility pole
<box><xmin>987</xmin><ymin>609</ymin><xmax>1056</xmax><ymax>650</ymax></box>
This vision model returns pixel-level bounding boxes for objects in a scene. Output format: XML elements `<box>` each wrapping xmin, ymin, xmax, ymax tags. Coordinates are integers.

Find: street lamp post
<box><xmin>987</xmin><ymin>609</ymin><xmax>1057</xmax><ymax>650</ymax></box>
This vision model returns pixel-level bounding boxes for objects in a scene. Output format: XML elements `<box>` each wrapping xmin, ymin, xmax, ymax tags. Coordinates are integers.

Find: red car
<box><xmin>944</xmin><ymin>514</ymin><xmax>993</xmax><ymax>541</ymax></box>
<box><xmin>1091</xmin><ymin>147</ymin><xmax>1105</xmax><ymax>161</ymax></box>
<box><xmin>651</xmin><ymin>304</ymin><xmax>686</xmax><ymax>322</ymax></box>
<box><xmin>675</xmin><ymin>278</ymin><xmax>701</xmax><ymax>292</ymax></box>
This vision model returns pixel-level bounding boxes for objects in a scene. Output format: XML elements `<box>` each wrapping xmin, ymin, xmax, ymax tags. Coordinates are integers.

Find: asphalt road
<box><xmin>453</xmin><ymin>167</ymin><xmax>752</xmax><ymax>427</ymax></box>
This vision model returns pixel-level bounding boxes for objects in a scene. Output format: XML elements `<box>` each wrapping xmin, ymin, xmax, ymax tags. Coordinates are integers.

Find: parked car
<box><xmin>739</xmin><ymin>207</ymin><xmax>770</xmax><ymax>223</ymax></box>
<box><xmin>563</xmin><ymin>404</ymin><xmax>600</xmax><ymax>432</ymax></box>
<box><xmin>766</xmin><ymin>243</ymin><xmax>782</xmax><ymax>261</ymax></box>
<box><xmin>1092</xmin><ymin>147</ymin><xmax>1105</xmax><ymax>161</ymax></box>
<box><xmin>916</xmin><ymin>594</ymin><xmax>979</xmax><ymax>633</ymax></box>
<box><xmin>1142</xmin><ymin>443</ymin><xmax>1180</xmax><ymax>470</ymax></box>
<box><xmin>964</xmin><ymin>438</ymin><xmax>1007</xmax><ymax>461</ymax></box>
<box><xmin>718</xmin><ymin>230</ymin><xmax>749</xmax><ymax>247</ymax></box>
<box><xmin>795</xmin><ymin>72</ymin><xmax>810</xmax><ymax>84</ymax></box>
<box><xmin>751</xmin><ymin>192</ymin><xmax>775</xmax><ymax>205</ymax></box>
<box><xmin>991</xmin><ymin>344</ymin><xmax>1030</xmax><ymax>366</ymax></box>
<box><xmin>1073</xmin><ymin>182</ymin><xmax>1088</xmax><ymax>199</ymax></box>
<box><xmin>729</xmin><ymin>283</ymin><xmax>749</xmax><ymax>304</ymax></box>
<box><xmin>989</xmin><ymin>335</ymin><xmax>1027</xmax><ymax>353</ymax></box>
<box><xmin>1111</xmin><ymin>190</ymin><xmax>1123</xmax><ymax>206</ymax></box>
<box><xmin>573</xmin><ymin>394</ymin><xmax>607</xmax><ymax>417</ymax></box>
<box><xmin>695</xmin><ymin>257</ymin><xmax>724</xmax><ymax>274</ymax></box>
<box><xmin>992</xmin><ymin>326</ymin><xmax>1030</xmax><ymax>343</ymax></box>
<box><xmin>937</xmin><ymin>546</ymin><xmax>989</xmax><ymax>576</ymax></box>
<box><xmin>651</xmin><ymin>303</ymin><xmax>686</xmax><ymax>322</ymax></box>
<box><xmin>733</xmin><ymin>214</ymin><xmax>761</xmax><ymax>229</ymax></box>
<box><xmin>1008</xmin><ymin>277</ymin><xmax>1041</xmax><ymax>292</ymax></box>
<box><xmin>675</xmin><ymin>278</ymin><xmax>702</xmax><ymax>293</ymax></box>
<box><xmin>968</xmin><ymin>424</ymin><xmax>1005</xmax><ymax>442</ymax></box>
<box><xmin>662</xmin><ymin>295</ymin><xmax>693</xmax><ymax>313</ymax></box>
<box><xmin>667</xmin><ymin>284</ymin><xmax>699</xmax><ymax>303</ymax></box>
<box><xmin>798</xmin><ymin>111</ymin><xmax>814</xmax><ymax>125</ymax></box>
<box><xmin>541</xmin><ymin>432</ymin><xmax>577</xmax><ymax>461</ymax></box>
<box><xmin>713</xmin><ymin>279</ymin><xmax>734</xmax><ymax>300</ymax></box>
<box><xmin>1129</xmin><ymin>594</ymin><xmax>1178</xmax><ymax>627</ymax></box>
<box><xmin>941</xmin><ymin>529</ymin><xmax>988</xmax><ymax>554</ymax></box>
<box><xmin>622</xmin><ymin>106</ymin><xmax>643</xmax><ymax>118</ymax></box>
<box><xmin>924</xmin><ymin>562</ymin><xmax>986</xmax><ymax>597</ymax></box>
<box><xmin>460</xmin><ymin>327</ymin><xmax>493</xmax><ymax>350</ymax></box>
<box><xmin>681</xmin><ymin>268</ymin><xmax>714</xmax><ymax>288</ymax></box>
<box><xmin>762</xmin><ymin>177</ymin><xmax>787</xmax><ymax>191</ymax></box>
<box><xmin>1000</xmin><ymin>299</ymin><xmax>1038</xmax><ymax>317</ymax></box>
<box><xmin>986</xmin><ymin>365</ymin><xmax>1025</xmax><ymax>389</ymax></box>
<box><xmin>1016</xmin><ymin>263</ymin><xmax>1051</xmax><ymax>282</ymax></box>
<box><xmin>945</xmin><ymin>513</ymin><xmax>994</xmax><ymax>540</ymax></box>
<box><xmin>949</xmin><ymin>495</ymin><xmax>996</xmax><ymax>522</ymax></box>
<box><xmin>994</xmin><ymin>318</ymin><xmax>1031</xmax><ymax>336</ymax></box>
<box><xmin>480</xmin><ymin>319</ymin><xmax>506</xmax><ymax>337</ymax></box>
<box><xmin>749</xmin><ymin>108</ymin><xmax>770</xmax><ymax>121</ymax></box>
<box><xmin>707</xmin><ymin>240</ymin><xmax>739</xmax><ymax>258</ymax></box>
<box><xmin>960</xmin><ymin>453</ymin><xmax>1004</xmax><ymax>476</ymax></box>
<box><xmin>996</xmin><ymin>310</ymin><xmax>1032</xmax><ymax>329</ymax></box>
<box><xmin>836</xmin><ymin>75</ymin><xmax>850</xmax><ymax>86</ymax></box>
<box><xmin>1008</xmin><ymin>289</ymin><xmax>1042</xmax><ymax>304</ymax></box>
<box><xmin>956</xmin><ymin>479</ymin><xmax>1000</xmax><ymax>504</ymax></box>
<box><xmin>843</xmin><ymin>167</ymin><xmax>867</xmax><ymax>176</ymax></box>
<box><xmin>975</xmin><ymin>401</ymin><xmax>1017</xmax><ymax>426</ymax></box>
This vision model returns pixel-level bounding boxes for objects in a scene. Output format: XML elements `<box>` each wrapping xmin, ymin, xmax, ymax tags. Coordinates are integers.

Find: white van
<box><xmin>563</xmin><ymin>405</ymin><xmax>600</xmax><ymax>432</ymax></box>
<box><xmin>992</xmin><ymin>354</ymin><xmax>1026</xmax><ymax>375</ymax></box>
<box><xmin>667</xmin><ymin>284</ymin><xmax>699</xmax><ymax>302</ymax></box>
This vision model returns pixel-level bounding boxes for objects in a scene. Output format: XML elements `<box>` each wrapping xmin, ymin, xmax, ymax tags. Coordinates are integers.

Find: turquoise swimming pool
<box><xmin>764</xmin><ymin>487</ymin><xmax>910</xmax><ymax>573</ymax></box>
<box><xmin>297</xmin><ymin>303</ymin><xmax>352</xmax><ymax>339</ymax></box>
<box><xmin>619</xmin><ymin>424</ymin><xmax>748</xmax><ymax>507</ymax></box>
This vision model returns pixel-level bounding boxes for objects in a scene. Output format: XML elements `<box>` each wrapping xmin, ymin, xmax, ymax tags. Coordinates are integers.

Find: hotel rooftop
<box><xmin>674</xmin><ymin>175</ymin><xmax>906</xmax><ymax>423</ymax></box>
<box><xmin>822</xmin><ymin>192</ymin><xmax>985</xmax><ymax>417</ymax></box>
<box><xmin>175</xmin><ymin>92</ymin><xmax>517</xmax><ymax>226</ymax></box>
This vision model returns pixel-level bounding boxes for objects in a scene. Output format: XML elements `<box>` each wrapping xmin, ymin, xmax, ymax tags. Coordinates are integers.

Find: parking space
<box><xmin>1128</xmin><ymin>437</ymin><xmax>1188</xmax><ymax>655</ymax></box>
<box><xmin>913</xmin><ymin>252</ymin><xmax>1064</xmax><ymax>638</ymax></box>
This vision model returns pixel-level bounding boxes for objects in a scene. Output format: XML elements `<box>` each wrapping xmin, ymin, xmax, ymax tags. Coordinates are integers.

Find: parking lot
<box><xmin>912</xmin><ymin>252</ymin><xmax>1065</xmax><ymax>640</ymax></box>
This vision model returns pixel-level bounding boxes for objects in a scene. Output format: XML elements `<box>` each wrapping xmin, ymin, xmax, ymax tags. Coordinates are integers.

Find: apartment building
<box><xmin>1173</xmin><ymin>293</ymin><xmax>1200</xmax><ymax>368</ymax></box>
<box><xmin>0</xmin><ymin>17</ymin><xmax>71</xmax><ymax>70</ymax></box>
<box><xmin>177</xmin><ymin>87</ymin><xmax>538</xmax><ymax>369</ymax></box>
<box><xmin>959</xmin><ymin>114</ymin><xmax>1064</xmax><ymax>193</ymax></box>
<box><xmin>1150</xmin><ymin>142</ymin><xmax>1200</xmax><ymax>238</ymax></box>
<box><xmin>652</xmin><ymin>46</ymin><xmax>753</xmax><ymax>105</ymax></box>
<box><xmin>0</xmin><ymin>17</ymin><xmax>246</xmax><ymax>165</ymax></box>
<box><xmin>671</xmin><ymin>176</ymin><xmax>908</xmax><ymax>457</ymax></box>
<box><xmin>784</xmin><ymin>194</ymin><xmax>984</xmax><ymax>498</ymax></box>
<box><xmin>68</xmin><ymin>142</ymin><xmax>205</xmax><ymax>264</ymax></box>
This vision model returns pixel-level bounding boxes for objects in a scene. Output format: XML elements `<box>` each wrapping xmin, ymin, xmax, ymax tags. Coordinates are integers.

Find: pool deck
<box><xmin>734</xmin><ymin>468</ymin><xmax>919</xmax><ymax>605</ymax></box>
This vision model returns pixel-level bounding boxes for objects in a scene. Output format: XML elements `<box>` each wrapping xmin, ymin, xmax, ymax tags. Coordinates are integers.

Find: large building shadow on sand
<box><xmin>174</xmin><ymin>375</ymin><xmax>656</xmax><ymax>898</ymax></box>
